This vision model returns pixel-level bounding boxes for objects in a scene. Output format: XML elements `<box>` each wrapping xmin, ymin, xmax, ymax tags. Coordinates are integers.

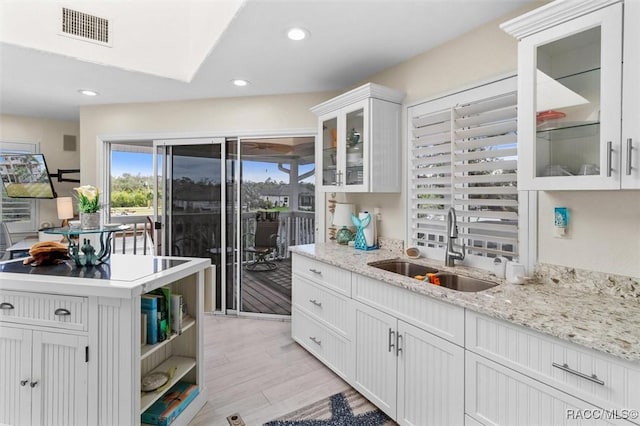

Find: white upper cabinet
<box><xmin>502</xmin><ymin>0</ymin><xmax>636</xmax><ymax>190</ymax></box>
<box><xmin>311</xmin><ymin>83</ymin><xmax>404</xmax><ymax>192</ymax></box>
<box><xmin>622</xmin><ymin>0</ymin><xmax>640</xmax><ymax>188</ymax></box>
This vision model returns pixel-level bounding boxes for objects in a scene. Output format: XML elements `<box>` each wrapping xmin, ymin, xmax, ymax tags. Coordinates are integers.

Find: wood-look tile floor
<box><xmin>188</xmin><ymin>315</ymin><xmax>350</xmax><ymax>426</ymax></box>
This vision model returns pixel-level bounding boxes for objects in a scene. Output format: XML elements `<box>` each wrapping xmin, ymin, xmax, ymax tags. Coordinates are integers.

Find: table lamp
<box><xmin>56</xmin><ymin>197</ymin><xmax>74</xmax><ymax>227</ymax></box>
<box><xmin>333</xmin><ymin>203</ymin><xmax>355</xmax><ymax>245</ymax></box>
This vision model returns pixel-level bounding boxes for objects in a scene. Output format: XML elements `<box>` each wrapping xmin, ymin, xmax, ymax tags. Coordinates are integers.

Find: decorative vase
<box><xmin>80</xmin><ymin>212</ymin><xmax>100</xmax><ymax>230</ymax></box>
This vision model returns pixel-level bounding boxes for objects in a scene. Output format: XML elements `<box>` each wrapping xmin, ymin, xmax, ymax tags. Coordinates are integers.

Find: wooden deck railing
<box><xmin>108</xmin><ymin>210</ymin><xmax>315</xmax><ymax>259</ymax></box>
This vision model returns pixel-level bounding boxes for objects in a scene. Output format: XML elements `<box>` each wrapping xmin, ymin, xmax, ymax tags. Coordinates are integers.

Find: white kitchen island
<box><xmin>0</xmin><ymin>254</ymin><xmax>210</xmax><ymax>426</ymax></box>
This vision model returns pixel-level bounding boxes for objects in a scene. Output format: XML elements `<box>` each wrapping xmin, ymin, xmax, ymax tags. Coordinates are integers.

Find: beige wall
<box><xmin>0</xmin><ymin>114</ymin><xmax>80</xmax><ymax>234</ymax></box>
<box><xmin>79</xmin><ymin>92</ymin><xmax>335</xmax><ymax>184</ymax></box>
<box><xmin>342</xmin><ymin>1</ymin><xmax>640</xmax><ymax>278</ymax></box>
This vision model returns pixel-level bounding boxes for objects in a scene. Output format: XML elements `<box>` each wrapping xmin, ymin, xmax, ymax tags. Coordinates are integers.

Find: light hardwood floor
<box><xmin>188</xmin><ymin>315</ymin><xmax>350</xmax><ymax>426</ymax></box>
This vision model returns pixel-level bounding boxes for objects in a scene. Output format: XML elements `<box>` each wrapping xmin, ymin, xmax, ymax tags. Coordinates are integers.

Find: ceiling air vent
<box><xmin>61</xmin><ymin>8</ymin><xmax>110</xmax><ymax>46</ymax></box>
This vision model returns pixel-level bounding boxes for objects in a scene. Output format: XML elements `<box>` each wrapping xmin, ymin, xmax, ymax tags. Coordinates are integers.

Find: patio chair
<box><xmin>243</xmin><ymin>214</ymin><xmax>279</xmax><ymax>272</ymax></box>
<box><xmin>1</xmin><ymin>222</ymin><xmax>13</xmax><ymax>261</ymax></box>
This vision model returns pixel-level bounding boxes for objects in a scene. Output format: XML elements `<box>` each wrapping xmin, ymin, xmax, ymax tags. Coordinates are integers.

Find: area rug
<box><xmin>263</xmin><ymin>388</ymin><xmax>396</xmax><ymax>425</ymax></box>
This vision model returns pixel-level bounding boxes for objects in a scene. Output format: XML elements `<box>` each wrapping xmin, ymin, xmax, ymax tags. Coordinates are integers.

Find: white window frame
<box><xmin>406</xmin><ymin>76</ymin><xmax>535</xmax><ymax>273</ymax></box>
<box><xmin>0</xmin><ymin>141</ymin><xmax>40</xmax><ymax>233</ymax></box>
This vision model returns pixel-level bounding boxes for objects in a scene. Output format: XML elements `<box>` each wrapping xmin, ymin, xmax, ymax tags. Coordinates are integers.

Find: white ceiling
<box><xmin>0</xmin><ymin>0</ymin><xmax>534</xmax><ymax>121</ymax></box>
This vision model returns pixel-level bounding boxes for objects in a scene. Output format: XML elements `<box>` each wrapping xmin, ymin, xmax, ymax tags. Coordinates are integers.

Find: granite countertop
<box><xmin>290</xmin><ymin>243</ymin><xmax>640</xmax><ymax>364</ymax></box>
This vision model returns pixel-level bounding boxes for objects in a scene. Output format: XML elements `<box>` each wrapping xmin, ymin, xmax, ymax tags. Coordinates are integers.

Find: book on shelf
<box><xmin>141</xmin><ymin>313</ymin><xmax>147</xmax><ymax>345</ymax></box>
<box><xmin>170</xmin><ymin>294</ymin><xmax>184</xmax><ymax>334</ymax></box>
<box><xmin>141</xmin><ymin>381</ymin><xmax>199</xmax><ymax>426</ymax></box>
<box><xmin>141</xmin><ymin>295</ymin><xmax>159</xmax><ymax>345</ymax></box>
<box><xmin>150</xmin><ymin>287</ymin><xmax>171</xmax><ymax>342</ymax></box>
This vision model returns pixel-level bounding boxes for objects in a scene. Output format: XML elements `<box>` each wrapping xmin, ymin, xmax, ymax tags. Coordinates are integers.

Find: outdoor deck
<box><xmin>241</xmin><ymin>258</ymin><xmax>292</xmax><ymax>315</ymax></box>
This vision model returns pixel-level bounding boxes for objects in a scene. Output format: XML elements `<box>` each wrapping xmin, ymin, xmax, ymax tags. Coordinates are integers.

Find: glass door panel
<box><xmin>535</xmin><ymin>26</ymin><xmax>602</xmax><ymax>178</ymax></box>
<box><xmin>321</xmin><ymin>117</ymin><xmax>338</xmax><ymax>186</ymax></box>
<box><xmin>345</xmin><ymin>108</ymin><xmax>364</xmax><ymax>186</ymax></box>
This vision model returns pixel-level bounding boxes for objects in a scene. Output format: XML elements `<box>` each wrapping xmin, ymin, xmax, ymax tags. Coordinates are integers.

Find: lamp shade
<box><xmin>57</xmin><ymin>197</ymin><xmax>74</xmax><ymax>220</ymax></box>
<box><xmin>332</xmin><ymin>203</ymin><xmax>355</xmax><ymax>227</ymax></box>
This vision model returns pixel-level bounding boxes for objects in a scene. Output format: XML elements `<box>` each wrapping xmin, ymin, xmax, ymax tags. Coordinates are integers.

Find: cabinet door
<box><xmin>518</xmin><ymin>4</ymin><xmax>623</xmax><ymax>190</ymax></box>
<box><xmin>0</xmin><ymin>327</ymin><xmax>32</xmax><ymax>426</ymax></box>
<box><xmin>466</xmin><ymin>352</ymin><xmax>626</xmax><ymax>426</ymax></box>
<box><xmin>318</xmin><ymin>112</ymin><xmax>340</xmax><ymax>190</ymax></box>
<box><xmin>30</xmin><ymin>331</ymin><xmax>88</xmax><ymax>426</ymax></box>
<box><xmin>342</xmin><ymin>99</ymin><xmax>369</xmax><ymax>192</ymax></box>
<box><xmin>353</xmin><ymin>300</ymin><xmax>397</xmax><ymax>420</ymax></box>
<box><xmin>396</xmin><ymin>321</ymin><xmax>464</xmax><ymax>426</ymax></box>
<box><xmin>622</xmin><ymin>0</ymin><xmax>640</xmax><ymax>188</ymax></box>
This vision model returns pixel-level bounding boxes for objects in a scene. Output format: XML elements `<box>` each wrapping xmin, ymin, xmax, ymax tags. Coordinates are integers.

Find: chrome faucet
<box><xmin>445</xmin><ymin>207</ymin><xmax>465</xmax><ymax>267</ymax></box>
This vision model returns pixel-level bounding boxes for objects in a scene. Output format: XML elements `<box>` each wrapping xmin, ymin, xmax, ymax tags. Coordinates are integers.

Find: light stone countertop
<box><xmin>290</xmin><ymin>243</ymin><xmax>640</xmax><ymax>364</ymax></box>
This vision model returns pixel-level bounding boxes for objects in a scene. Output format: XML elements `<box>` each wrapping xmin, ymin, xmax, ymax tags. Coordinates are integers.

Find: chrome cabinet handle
<box><xmin>20</xmin><ymin>379</ymin><xmax>28</xmax><ymax>387</ymax></box>
<box><xmin>309</xmin><ymin>299</ymin><xmax>322</xmax><ymax>308</ymax></box>
<box><xmin>29</xmin><ymin>381</ymin><xmax>38</xmax><ymax>388</ymax></box>
<box><xmin>396</xmin><ymin>333</ymin><xmax>403</xmax><ymax>356</ymax></box>
<box><xmin>309</xmin><ymin>336</ymin><xmax>321</xmax><ymax>346</ymax></box>
<box><xmin>626</xmin><ymin>138</ymin><xmax>633</xmax><ymax>176</ymax></box>
<box><xmin>552</xmin><ymin>362</ymin><xmax>605</xmax><ymax>386</ymax></box>
<box><xmin>54</xmin><ymin>308</ymin><xmax>71</xmax><ymax>316</ymax></box>
<box><xmin>336</xmin><ymin>171</ymin><xmax>343</xmax><ymax>186</ymax></box>
<box><xmin>308</xmin><ymin>268</ymin><xmax>322</xmax><ymax>275</ymax></box>
<box><xmin>606</xmin><ymin>141</ymin><xmax>613</xmax><ymax>177</ymax></box>
<box><xmin>388</xmin><ymin>328</ymin><xmax>395</xmax><ymax>353</ymax></box>
<box><xmin>0</xmin><ymin>302</ymin><xmax>15</xmax><ymax>310</ymax></box>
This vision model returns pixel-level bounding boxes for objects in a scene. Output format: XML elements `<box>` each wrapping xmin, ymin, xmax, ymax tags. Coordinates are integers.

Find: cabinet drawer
<box><xmin>465</xmin><ymin>352</ymin><xmax>631</xmax><ymax>426</ymax></box>
<box><xmin>466</xmin><ymin>311</ymin><xmax>640</xmax><ymax>418</ymax></box>
<box><xmin>0</xmin><ymin>290</ymin><xmax>88</xmax><ymax>331</ymax></box>
<box><xmin>353</xmin><ymin>273</ymin><xmax>464</xmax><ymax>346</ymax></box>
<box><xmin>292</xmin><ymin>255</ymin><xmax>351</xmax><ymax>296</ymax></box>
<box><xmin>292</xmin><ymin>275</ymin><xmax>352</xmax><ymax>338</ymax></box>
<box><xmin>292</xmin><ymin>307</ymin><xmax>353</xmax><ymax>381</ymax></box>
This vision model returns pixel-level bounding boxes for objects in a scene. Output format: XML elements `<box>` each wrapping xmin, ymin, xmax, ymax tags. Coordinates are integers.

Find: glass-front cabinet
<box><xmin>313</xmin><ymin>83</ymin><xmax>404</xmax><ymax>193</ymax></box>
<box><xmin>505</xmin><ymin>1</ymin><xmax>624</xmax><ymax>190</ymax></box>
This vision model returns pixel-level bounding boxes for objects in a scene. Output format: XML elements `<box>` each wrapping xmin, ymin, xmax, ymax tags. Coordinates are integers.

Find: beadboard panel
<box><xmin>465</xmin><ymin>352</ymin><xmax>628</xmax><ymax>426</ymax></box>
<box><xmin>32</xmin><ymin>331</ymin><xmax>88</xmax><ymax>426</ymax></box>
<box><xmin>352</xmin><ymin>301</ymin><xmax>398</xmax><ymax>420</ymax></box>
<box><xmin>292</xmin><ymin>274</ymin><xmax>352</xmax><ymax>338</ymax></box>
<box><xmin>0</xmin><ymin>290</ymin><xmax>88</xmax><ymax>331</ymax></box>
<box><xmin>292</xmin><ymin>307</ymin><xmax>353</xmax><ymax>381</ymax></box>
<box><xmin>0</xmin><ymin>326</ymin><xmax>31</xmax><ymax>426</ymax></box>
<box><xmin>466</xmin><ymin>311</ymin><xmax>640</xmax><ymax>416</ymax></box>
<box><xmin>353</xmin><ymin>274</ymin><xmax>464</xmax><ymax>346</ymax></box>
<box><xmin>370</xmin><ymin>99</ymin><xmax>402</xmax><ymax>192</ymax></box>
<box><xmin>397</xmin><ymin>321</ymin><xmax>464</xmax><ymax>426</ymax></box>
<box><xmin>292</xmin><ymin>255</ymin><xmax>351</xmax><ymax>296</ymax></box>
<box><xmin>97</xmin><ymin>301</ymin><xmax>121</xmax><ymax>426</ymax></box>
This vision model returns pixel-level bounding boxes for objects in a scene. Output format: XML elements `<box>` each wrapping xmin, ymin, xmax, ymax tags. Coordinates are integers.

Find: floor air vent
<box><xmin>61</xmin><ymin>8</ymin><xmax>110</xmax><ymax>45</ymax></box>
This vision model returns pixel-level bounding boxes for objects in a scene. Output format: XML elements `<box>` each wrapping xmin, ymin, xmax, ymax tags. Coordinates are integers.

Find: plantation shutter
<box><xmin>410</xmin><ymin>83</ymin><xmax>518</xmax><ymax>261</ymax></box>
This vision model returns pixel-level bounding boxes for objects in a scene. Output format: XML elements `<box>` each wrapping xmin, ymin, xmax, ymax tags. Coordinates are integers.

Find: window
<box><xmin>408</xmin><ymin>77</ymin><xmax>521</xmax><ymax>268</ymax></box>
<box><xmin>0</xmin><ymin>141</ymin><xmax>39</xmax><ymax>232</ymax></box>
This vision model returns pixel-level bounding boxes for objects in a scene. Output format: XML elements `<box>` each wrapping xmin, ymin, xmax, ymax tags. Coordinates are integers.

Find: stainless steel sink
<box><xmin>367</xmin><ymin>259</ymin><xmax>439</xmax><ymax>277</ymax></box>
<box><xmin>432</xmin><ymin>273</ymin><xmax>498</xmax><ymax>292</ymax></box>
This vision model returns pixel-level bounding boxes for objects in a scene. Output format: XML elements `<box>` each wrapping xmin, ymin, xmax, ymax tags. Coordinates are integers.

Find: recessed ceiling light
<box><xmin>287</xmin><ymin>27</ymin><xmax>308</xmax><ymax>41</ymax></box>
<box><xmin>232</xmin><ymin>79</ymin><xmax>249</xmax><ymax>87</ymax></box>
<box><xmin>78</xmin><ymin>89</ymin><xmax>99</xmax><ymax>96</ymax></box>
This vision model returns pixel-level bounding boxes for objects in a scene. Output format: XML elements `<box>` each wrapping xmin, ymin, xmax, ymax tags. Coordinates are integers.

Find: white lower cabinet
<box><xmin>466</xmin><ymin>352</ymin><xmax>627</xmax><ymax>426</ymax></box>
<box><xmin>352</xmin><ymin>299</ymin><xmax>464</xmax><ymax>425</ymax></box>
<box><xmin>0</xmin><ymin>326</ymin><xmax>87</xmax><ymax>426</ymax></box>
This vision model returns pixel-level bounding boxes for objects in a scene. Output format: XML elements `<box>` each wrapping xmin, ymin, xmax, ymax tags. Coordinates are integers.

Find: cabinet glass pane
<box><xmin>345</xmin><ymin>108</ymin><xmax>364</xmax><ymax>186</ymax></box>
<box><xmin>322</xmin><ymin>117</ymin><xmax>337</xmax><ymax>186</ymax></box>
<box><xmin>535</xmin><ymin>26</ymin><xmax>601</xmax><ymax>178</ymax></box>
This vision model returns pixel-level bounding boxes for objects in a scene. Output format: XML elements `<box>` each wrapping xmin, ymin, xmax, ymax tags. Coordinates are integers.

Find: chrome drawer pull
<box><xmin>54</xmin><ymin>308</ymin><xmax>71</xmax><ymax>316</ymax></box>
<box><xmin>0</xmin><ymin>302</ymin><xmax>15</xmax><ymax>310</ymax></box>
<box><xmin>552</xmin><ymin>362</ymin><xmax>605</xmax><ymax>386</ymax></box>
<box><xmin>606</xmin><ymin>141</ymin><xmax>613</xmax><ymax>177</ymax></box>
<box><xmin>309</xmin><ymin>336</ymin><xmax>321</xmax><ymax>346</ymax></box>
<box><xmin>20</xmin><ymin>379</ymin><xmax>28</xmax><ymax>387</ymax></box>
<box><xmin>309</xmin><ymin>299</ymin><xmax>322</xmax><ymax>308</ymax></box>
<box><xmin>308</xmin><ymin>268</ymin><xmax>322</xmax><ymax>275</ymax></box>
<box><xmin>388</xmin><ymin>328</ymin><xmax>395</xmax><ymax>353</ymax></box>
<box><xmin>627</xmin><ymin>138</ymin><xmax>633</xmax><ymax>176</ymax></box>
